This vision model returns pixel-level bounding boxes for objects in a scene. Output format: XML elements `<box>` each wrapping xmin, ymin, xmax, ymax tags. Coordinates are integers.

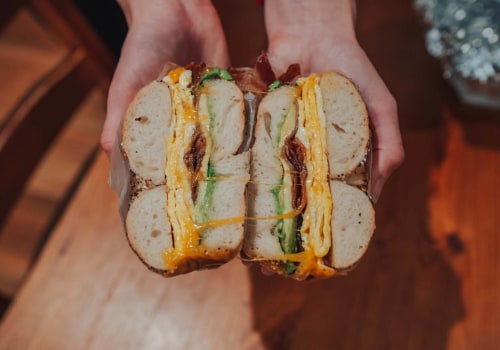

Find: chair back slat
<box><xmin>0</xmin><ymin>49</ymin><xmax>96</xmax><ymax>228</ymax></box>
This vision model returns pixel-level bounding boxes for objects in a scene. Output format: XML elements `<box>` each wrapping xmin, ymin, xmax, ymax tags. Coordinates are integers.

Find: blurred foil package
<box><xmin>414</xmin><ymin>0</ymin><xmax>500</xmax><ymax>109</ymax></box>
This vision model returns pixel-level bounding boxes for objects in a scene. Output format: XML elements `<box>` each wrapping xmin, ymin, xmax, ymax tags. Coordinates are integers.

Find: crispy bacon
<box><xmin>255</xmin><ymin>52</ymin><xmax>277</xmax><ymax>86</ymax></box>
<box><xmin>229</xmin><ymin>53</ymin><xmax>301</xmax><ymax>94</ymax></box>
<box><xmin>227</xmin><ymin>67</ymin><xmax>268</xmax><ymax>94</ymax></box>
<box><xmin>185</xmin><ymin>62</ymin><xmax>208</xmax><ymax>88</ymax></box>
<box><xmin>278</xmin><ymin>64</ymin><xmax>301</xmax><ymax>85</ymax></box>
<box><xmin>183</xmin><ymin>126</ymin><xmax>207</xmax><ymax>202</ymax></box>
<box><xmin>282</xmin><ymin>136</ymin><xmax>307</xmax><ymax>253</ymax></box>
<box><xmin>282</xmin><ymin>136</ymin><xmax>307</xmax><ymax>211</ymax></box>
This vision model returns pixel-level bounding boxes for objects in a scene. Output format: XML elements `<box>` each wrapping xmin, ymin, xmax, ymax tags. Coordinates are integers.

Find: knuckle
<box><xmin>384</xmin><ymin>146</ymin><xmax>405</xmax><ymax>176</ymax></box>
<box><xmin>100</xmin><ymin>134</ymin><xmax>114</xmax><ymax>155</ymax></box>
<box><xmin>384</xmin><ymin>94</ymin><xmax>398</xmax><ymax>116</ymax></box>
<box><xmin>394</xmin><ymin>145</ymin><xmax>405</xmax><ymax>165</ymax></box>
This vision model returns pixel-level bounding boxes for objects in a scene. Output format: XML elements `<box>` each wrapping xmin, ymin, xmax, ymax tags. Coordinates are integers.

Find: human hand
<box><xmin>101</xmin><ymin>0</ymin><xmax>230</xmax><ymax>155</ymax></box>
<box><xmin>265</xmin><ymin>0</ymin><xmax>404</xmax><ymax>202</ymax></box>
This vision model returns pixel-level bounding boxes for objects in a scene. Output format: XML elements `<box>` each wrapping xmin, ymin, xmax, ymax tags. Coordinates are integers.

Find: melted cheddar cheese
<box><xmin>291</xmin><ymin>74</ymin><xmax>336</xmax><ymax>279</ymax></box>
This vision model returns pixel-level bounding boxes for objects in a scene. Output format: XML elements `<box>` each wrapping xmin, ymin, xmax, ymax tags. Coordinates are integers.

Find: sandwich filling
<box><xmin>162</xmin><ymin>67</ymin><xmax>244</xmax><ymax>272</ymax></box>
<box><xmin>270</xmin><ymin>74</ymin><xmax>336</xmax><ymax>279</ymax></box>
<box><xmin>161</xmin><ymin>67</ymin><xmax>335</xmax><ymax>277</ymax></box>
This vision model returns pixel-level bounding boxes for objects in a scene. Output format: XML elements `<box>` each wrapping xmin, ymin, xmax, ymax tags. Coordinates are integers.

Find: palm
<box><xmin>268</xmin><ymin>37</ymin><xmax>403</xmax><ymax>201</ymax></box>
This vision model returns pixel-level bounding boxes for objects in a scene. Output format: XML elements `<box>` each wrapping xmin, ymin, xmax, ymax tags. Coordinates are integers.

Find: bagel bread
<box><xmin>117</xmin><ymin>63</ymin><xmax>375</xmax><ymax>279</ymax></box>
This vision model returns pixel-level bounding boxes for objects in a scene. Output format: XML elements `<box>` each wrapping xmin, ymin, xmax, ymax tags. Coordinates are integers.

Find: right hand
<box><xmin>265</xmin><ymin>0</ymin><xmax>404</xmax><ymax>202</ymax></box>
<box><xmin>101</xmin><ymin>0</ymin><xmax>230</xmax><ymax>156</ymax></box>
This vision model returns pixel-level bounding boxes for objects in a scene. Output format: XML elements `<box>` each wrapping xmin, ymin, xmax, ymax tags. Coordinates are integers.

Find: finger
<box><xmin>365</xmin><ymin>95</ymin><xmax>404</xmax><ymax>202</ymax></box>
<box><xmin>185</xmin><ymin>1</ymin><xmax>230</xmax><ymax>67</ymax></box>
<box><xmin>101</xmin><ymin>69</ymin><xmax>137</xmax><ymax>155</ymax></box>
<box><xmin>101</xmin><ymin>35</ymin><xmax>160</xmax><ymax>156</ymax></box>
<box><xmin>331</xmin><ymin>49</ymin><xmax>404</xmax><ymax>202</ymax></box>
<box><xmin>267</xmin><ymin>43</ymin><xmax>309</xmax><ymax>76</ymax></box>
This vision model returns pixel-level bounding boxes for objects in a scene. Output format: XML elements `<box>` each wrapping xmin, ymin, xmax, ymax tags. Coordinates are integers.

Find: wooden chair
<box><xmin>0</xmin><ymin>0</ymin><xmax>115</xmax><ymax>296</ymax></box>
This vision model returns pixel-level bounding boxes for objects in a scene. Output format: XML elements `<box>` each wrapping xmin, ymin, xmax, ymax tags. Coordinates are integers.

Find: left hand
<box><xmin>101</xmin><ymin>0</ymin><xmax>229</xmax><ymax>156</ymax></box>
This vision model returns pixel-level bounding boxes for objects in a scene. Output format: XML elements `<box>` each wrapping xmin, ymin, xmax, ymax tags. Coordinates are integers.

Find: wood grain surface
<box><xmin>0</xmin><ymin>8</ymin><xmax>107</xmax><ymax>296</ymax></box>
<box><xmin>1</xmin><ymin>0</ymin><xmax>499</xmax><ymax>349</ymax></box>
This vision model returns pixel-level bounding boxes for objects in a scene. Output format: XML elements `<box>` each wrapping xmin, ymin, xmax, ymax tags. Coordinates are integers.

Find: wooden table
<box><xmin>1</xmin><ymin>1</ymin><xmax>500</xmax><ymax>349</ymax></box>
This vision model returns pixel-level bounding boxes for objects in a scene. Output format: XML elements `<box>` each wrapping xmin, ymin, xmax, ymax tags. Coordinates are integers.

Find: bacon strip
<box><xmin>255</xmin><ymin>52</ymin><xmax>277</xmax><ymax>86</ymax></box>
<box><xmin>282</xmin><ymin>135</ymin><xmax>307</xmax><ymax>253</ymax></box>
<box><xmin>229</xmin><ymin>53</ymin><xmax>301</xmax><ymax>94</ymax></box>
<box><xmin>183</xmin><ymin>126</ymin><xmax>207</xmax><ymax>202</ymax></box>
<box><xmin>185</xmin><ymin>62</ymin><xmax>208</xmax><ymax>88</ymax></box>
<box><xmin>278</xmin><ymin>64</ymin><xmax>301</xmax><ymax>85</ymax></box>
<box><xmin>282</xmin><ymin>136</ymin><xmax>307</xmax><ymax>211</ymax></box>
<box><xmin>227</xmin><ymin>67</ymin><xmax>268</xmax><ymax>95</ymax></box>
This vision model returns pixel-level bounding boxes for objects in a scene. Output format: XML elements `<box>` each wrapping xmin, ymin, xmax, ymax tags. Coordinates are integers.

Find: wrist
<box><xmin>265</xmin><ymin>0</ymin><xmax>357</xmax><ymax>44</ymax></box>
<box><xmin>118</xmin><ymin>0</ymin><xmax>213</xmax><ymax>27</ymax></box>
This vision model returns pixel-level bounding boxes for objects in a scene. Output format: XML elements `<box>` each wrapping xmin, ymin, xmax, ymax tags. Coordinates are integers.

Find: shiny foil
<box><xmin>414</xmin><ymin>0</ymin><xmax>500</xmax><ymax>108</ymax></box>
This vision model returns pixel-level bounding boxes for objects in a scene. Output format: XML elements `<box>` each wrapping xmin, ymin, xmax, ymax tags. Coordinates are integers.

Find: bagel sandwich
<box><xmin>243</xmin><ymin>71</ymin><xmax>375</xmax><ymax>280</ymax></box>
<box><xmin>121</xmin><ymin>64</ymin><xmax>250</xmax><ymax>276</ymax></box>
<box><xmin>117</xmin><ymin>60</ymin><xmax>375</xmax><ymax>279</ymax></box>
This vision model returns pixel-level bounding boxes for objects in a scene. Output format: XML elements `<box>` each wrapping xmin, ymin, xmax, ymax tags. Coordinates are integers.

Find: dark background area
<box><xmin>73</xmin><ymin>0</ymin><xmax>127</xmax><ymax>58</ymax></box>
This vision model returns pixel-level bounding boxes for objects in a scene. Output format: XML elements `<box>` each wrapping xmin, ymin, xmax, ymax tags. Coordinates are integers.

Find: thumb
<box><xmin>101</xmin><ymin>37</ymin><xmax>154</xmax><ymax>156</ymax></box>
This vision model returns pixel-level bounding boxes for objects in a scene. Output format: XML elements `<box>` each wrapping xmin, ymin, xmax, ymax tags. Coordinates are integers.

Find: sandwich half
<box><xmin>122</xmin><ymin>65</ymin><xmax>250</xmax><ymax>276</ymax></box>
<box><xmin>244</xmin><ymin>71</ymin><xmax>375</xmax><ymax>280</ymax></box>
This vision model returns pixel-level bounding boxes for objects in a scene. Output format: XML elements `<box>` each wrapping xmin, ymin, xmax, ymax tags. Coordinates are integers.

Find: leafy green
<box><xmin>205</xmin><ymin>161</ymin><xmax>217</xmax><ymax>209</ymax></box>
<box><xmin>219</xmin><ymin>69</ymin><xmax>233</xmax><ymax>81</ymax></box>
<box><xmin>268</xmin><ymin>80</ymin><xmax>281</xmax><ymax>91</ymax></box>
<box><xmin>283</xmin><ymin>261</ymin><xmax>297</xmax><ymax>275</ymax></box>
<box><xmin>198</xmin><ymin>67</ymin><xmax>233</xmax><ymax>87</ymax></box>
<box><xmin>274</xmin><ymin>111</ymin><xmax>288</xmax><ymax>148</ymax></box>
<box><xmin>271</xmin><ymin>184</ymin><xmax>283</xmax><ymax>212</ymax></box>
<box><xmin>199</xmin><ymin>67</ymin><xmax>220</xmax><ymax>85</ymax></box>
<box><xmin>271</xmin><ymin>181</ymin><xmax>298</xmax><ymax>275</ymax></box>
<box><xmin>196</xmin><ymin>161</ymin><xmax>216</xmax><ymax>225</ymax></box>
